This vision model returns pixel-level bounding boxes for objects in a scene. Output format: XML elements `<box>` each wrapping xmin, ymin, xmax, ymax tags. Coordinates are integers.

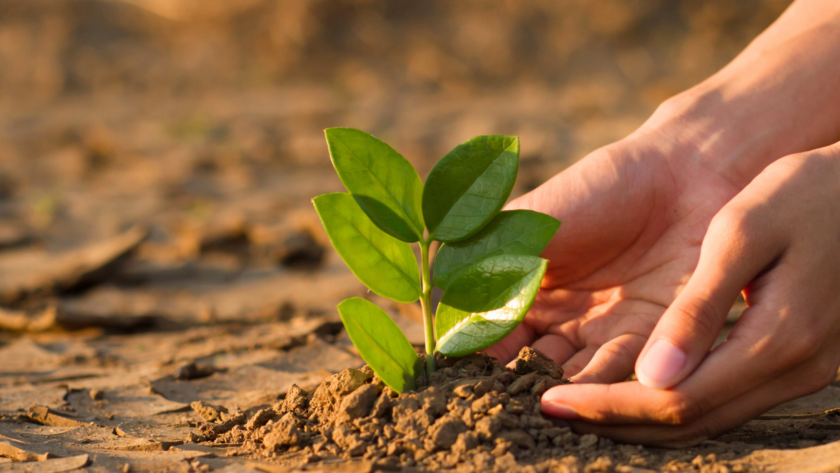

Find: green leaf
<box><xmin>338</xmin><ymin>298</ymin><xmax>419</xmax><ymax>393</ymax></box>
<box><xmin>435</xmin><ymin>254</ymin><xmax>547</xmax><ymax>357</ymax></box>
<box><xmin>313</xmin><ymin>193</ymin><xmax>421</xmax><ymax>303</ymax></box>
<box><xmin>422</xmin><ymin>135</ymin><xmax>519</xmax><ymax>243</ymax></box>
<box><xmin>325</xmin><ymin>128</ymin><xmax>424</xmax><ymax>242</ymax></box>
<box><xmin>433</xmin><ymin>210</ymin><xmax>560</xmax><ymax>290</ymax></box>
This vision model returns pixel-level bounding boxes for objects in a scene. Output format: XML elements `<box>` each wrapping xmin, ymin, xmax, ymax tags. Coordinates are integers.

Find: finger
<box><xmin>530</xmin><ymin>334</ymin><xmax>578</xmax><ymax>365</ymax></box>
<box><xmin>560</xmin><ymin>346</ymin><xmax>598</xmax><ymax>378</ymax></box>
<box><xmin>569</xmin><ymin>352</ymin><xmax>838</xmax><ymax>447</ymax></box>
<box><xmin>540</xmin><ymin>304</ymin><xmax>785</xmax><ymax>424</ymax></box>
<box><xmin>572</xmin><ymin>333</ymin><xmax>647</xmax><ymax>384</ymax></box>
<box><xmin>635</xmin><ymin>207</ymin><xmax>786</xmax><ymax>389</ymax></box>
<box><xmin>483</xmin><ymin>323</ymin><xmax>535</xmax><ymax>365</ymax></box>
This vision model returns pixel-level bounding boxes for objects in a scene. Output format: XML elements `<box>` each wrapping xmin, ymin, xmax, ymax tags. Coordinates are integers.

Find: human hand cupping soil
<box><xmin>483</xmin><ymin>130</ymin><xmax>741</xmax><ymax>385</ymax></box>
<box><xmin>487</xmin><ymin>0</ymin><xmax>840</xmax><ymax>446</ymax></box>
<box><xmin>540</xmin><ymin>142</ymin><xmax>840</xmax><ymax>446</ymax></box>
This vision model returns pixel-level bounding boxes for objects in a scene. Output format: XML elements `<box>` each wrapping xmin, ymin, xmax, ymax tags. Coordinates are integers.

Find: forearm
<box><xmin>643</xmin><ymin>0</ymin><xmax>840</xmax><ymax>187</ymax></box>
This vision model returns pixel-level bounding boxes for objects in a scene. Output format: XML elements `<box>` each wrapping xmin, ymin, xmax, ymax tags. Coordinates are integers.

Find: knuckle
<box><xmin>672</xmin><ymin>297</ymin><xmax>722</xmax><ymax>339</ymax></box>
<box><xmin>658</xmin><ymin>393</ymin><xmax>703</xmax><ymax>425</ymax></box>
<box><xmin>707</xmin><ymin>207</ymin><xmax>753</xmax><ymax>247</ymax></box>
<box><xmin>783</xmin><ymin>331</ymin><xmax>823</xmax><ymax>367</ymax></box>
<box><xmin>599</xmin><ymin>340</ymin><xmax>636</xmax><ymax>364</ymax></box>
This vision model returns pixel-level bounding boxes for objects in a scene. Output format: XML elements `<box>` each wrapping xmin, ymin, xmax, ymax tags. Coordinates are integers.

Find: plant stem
<box><xmin>419</xmin><ymin>239</ymin><xmax>436</xmax><ymax>375</ymax></box>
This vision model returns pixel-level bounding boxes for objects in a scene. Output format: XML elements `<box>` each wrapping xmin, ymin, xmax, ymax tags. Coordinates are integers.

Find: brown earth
<box><xmin>3</xmin><ymin>0</ymin><xmax>840</xmax><ymax>472</ymax></box>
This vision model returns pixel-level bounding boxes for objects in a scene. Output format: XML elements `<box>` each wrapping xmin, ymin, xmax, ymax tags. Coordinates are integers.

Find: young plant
<box><xmin>313</xmin><ymin>128</ymin><xmax>560</xmax><ymax>393</ymax></box>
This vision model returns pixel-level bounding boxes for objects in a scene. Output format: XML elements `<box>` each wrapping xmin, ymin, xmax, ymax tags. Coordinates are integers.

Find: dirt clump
<box><xmin>190</xmin><ymin>401</ymin><xmax>228</xmax><ymax>422</ymax></box>
<box><xmin>186</xmin><ymin>347</ymin><xmax>588</xmax><ymax>471</ymax></box>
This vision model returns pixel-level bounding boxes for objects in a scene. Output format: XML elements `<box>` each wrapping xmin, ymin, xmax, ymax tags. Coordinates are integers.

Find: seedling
<box><xmin>313</xmin><ymin>128</ymin><xmax>560</xmax><ymax>393</ymax></box>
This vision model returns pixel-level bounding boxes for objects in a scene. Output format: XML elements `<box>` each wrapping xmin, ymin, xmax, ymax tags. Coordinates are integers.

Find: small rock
<box><xmin>507</xmin><ymin>372</ymin><xmax>539</xmax><ymax>395</ymax></box>
<box><xmin>245</xmin><ymin>408</ymin><xmax>275</xmax><ymax>430</ymax></box>
<box><xmin>310</xmin><ymin>369</ymin><xmax>369</xmax><ymax>417</ymax></box>
<box><xmin>495</xmin><ymin>452</ymin><xmax>519</xmax><ymax>469</ymax></box>
<box><xmin>211</xmin><ymin>411</ymin><xmax>246</xmax><ymax>435</ymax></box>
<box><xmin>474</xmin><ymin>416</ymin><xmax>501</xmax><ymax>440</ymax></box>
<box><xmin>282</xmin><ymin>385</ymin><xmax>308</xmax><ymax>413</ymax></box>
<box><xmin>514</xmin><ymin>347</ymin><xmax>564</xmax><ymax>380</ymax></box>
<box><xmin>473</xmin><ymin>379</ymin><xmax>494</xmax><ymax>396</ymax></box>
<box><xmin>584</xmin><ymin>456</ymin><xmax>613</xmax><ymax>473</ymax></box>
<box><xmin>452</xmin><ymin>431</ymin><xmax>479</xmax><ymax>455</ymax></box>
<box><xmin>453</xmin><ymin>384</ymin><xmax>473</xmax><ymax>399</ymax></box>
<box><xmin>359</xmin><ymin>365</ymin><xmax>375</xmax><ymax>379</ymax></box>
<box><xmin>541</xmin><ymin>426</ymin><xmax>569</xmax><ymax>440</ymax></box>
<box><xmin>487</xmin><ymin>403</ymin><xmax>504</xmax><ymax>416</ymax></box>
<box><xmin>579</xmin><ymin>433</ymin><xmax>599</xmax><ymax>449</ymax></box>
<box><xmin>331</xmin><ymin>425</ymin><xmax>368</xmax><ymax>457</ymax></box>
<box><xmin>89</xmin><ymin>389</ymin><xmax>104</xmax><ymax>401</ymax></box>
<box><xmin>330</xmin><ymin>369</ymin><xmax>369</xmax><ymax>397</ymax></box>
<box><xmin>426</xmin><ymin>415</ymin><xmax>467</xmax><ymax>450</ymax></box>
<box><xmin>370</xmin><ymin>374</ymin><xmax>386</xmax><ymax>392</ymax></box>
<box><xmin>491</xmin><ymin>438</ymin><xmax>512</xmax><ymax>456</ymax></box>
<box><xmin>461</xmin><ymin>407</ymin><xmax>475</xmax><ymax>428</ymax></box>
<box><xmin>336</xmin><ymin>384</ymin><xmax>378</xmax><ymax>424</ymax></box>
<box><xmin>391</xmin><ymin>397</ymin><xmax>419</xmax><ymax>422</ymax></box>
<box><xmin>263</xmin><ymin>413</ymin><xmax>300</xmax><ymax>450</ymax></box>
<box><xmin>277</xmin><ymin>230</ymin><xmax>324</xmax><ymax>268</ymax></box>
<box><xmin>418</xmin><ymin>387</ymin><xmax>447</xmax><ymax>417</ymax></box>
<box><xmin>498</xmin><ymin>429</ymin><xmax>535</xmax><ymax>450</ymax></box>
<box><xmin>395</xmin><ymin>410</ymin><xmax>433</xmax><ymax>438</ymax></box>
<box><xmin>190</xmin><ymin>401</ymin><xmax>228</xmax><ymax>422</ymax></box>
<box><xmin>531</xmin><ymin>377</ymin><xmax>551</xmax><ymax>396</ymax></box>
<box><xmin>370</xmin><ymin>391</ymin><xmax>393</xmax><ymax>418</ymax></box>
<box><xmin>471</xmin><ymin>393</ymin><xmax>500</xmax><ymax>414</ymax></box>
<box><xmin>496</xmin><ymin>409</ymin><xmax>521</xmax><ymax>428</ymax></box>
<box><xmin>520</xmin><ymin>414</ymin><xmax>552</xmax><ymax>429</ymax></box>
<box><xmin>177</xmin><ymin>361</ymin><xmax>224</xmax><ymax>380</ymax></box>
<box><xmin>473</xmin><ymin>452</ymin><xmax>495</xmax><ymax>469</ymax></box>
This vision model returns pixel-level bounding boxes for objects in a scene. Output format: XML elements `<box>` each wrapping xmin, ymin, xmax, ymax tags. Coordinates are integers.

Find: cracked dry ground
<box><xmin>0</xmin><ymin>218</ymin><xmax>839</xmax><ymax>473</ymax></box>
<box><xmin>2</xmin><ymin>2</ymin><xmax>840</xmax><ymax>470</ymax></box>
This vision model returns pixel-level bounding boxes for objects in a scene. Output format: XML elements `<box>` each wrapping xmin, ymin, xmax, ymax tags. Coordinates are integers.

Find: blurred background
<box><xmin>0</xmin><ymin>0</ymin><xmax>790</xmax><ymax>328</ymax></box>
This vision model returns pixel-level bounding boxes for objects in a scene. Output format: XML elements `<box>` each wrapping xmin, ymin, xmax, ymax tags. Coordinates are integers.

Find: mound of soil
<box><xmin>186</xmin><ymin>347</ymin><xmax>608</xmax><ymax>472</ymax></box>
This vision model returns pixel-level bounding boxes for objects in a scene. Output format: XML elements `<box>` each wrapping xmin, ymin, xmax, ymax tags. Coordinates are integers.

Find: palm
<box><xmin>487</xmin><ymin>135</ymin><xmax>740</xmax><ymax>383</ymax></box>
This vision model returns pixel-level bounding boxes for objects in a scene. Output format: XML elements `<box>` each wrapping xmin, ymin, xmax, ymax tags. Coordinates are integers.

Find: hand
<box><xmin>541</xmin><ymin>143</ymin><xmax>840</xmax><ymax>446</ymax></box>
<box><xmin>486</xmin><ymin>0</ymin><xmax>840</xmax><ymax>381</ymax></box>
<box><xmin>486</xmin><ymin>0</ymin><xmax>840</xmax><ymax>445</ymax></box>
<box><xmin>485</xmin><ymin>118</ymin><xmax>742</xmax><ymax>383</ymax></box>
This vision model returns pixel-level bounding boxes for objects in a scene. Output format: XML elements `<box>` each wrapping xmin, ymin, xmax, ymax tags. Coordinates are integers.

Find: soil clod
<box><xmin>188</xmin><ymin>349</ymin><xmax>585</xmax><ymax>471</ymax></box>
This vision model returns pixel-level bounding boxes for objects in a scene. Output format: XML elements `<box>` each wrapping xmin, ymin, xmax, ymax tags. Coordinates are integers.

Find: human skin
<box><xmin>485</xmin><ymin>0</ymin><xmax>840</xmax><ymax>446</ymax></box>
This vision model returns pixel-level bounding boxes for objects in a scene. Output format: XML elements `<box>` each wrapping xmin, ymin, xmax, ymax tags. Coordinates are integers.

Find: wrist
<box><xmin>631</xmin><ymin>86</ymin><xmax>761</xmax><ymax>189</ymax></box>
<box><xmin>638</xmin><ymin>73</ymin><xmax>840</xmax><ymax>188</ymax></box>
<box><xmin>635</xmin><ymin>1</ymin><xmax>840</xmax><ymax>188</ymax></box>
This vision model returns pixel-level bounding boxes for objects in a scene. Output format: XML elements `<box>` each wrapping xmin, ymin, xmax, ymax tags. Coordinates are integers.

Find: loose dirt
<box><xmin>195</xmin><ymin>349</ymin><xmax>574</xmax><ymax>472</ymax></box>
<box><xmin>169</xmin><ymin>348</ymin><xmax>840</xmax><ymax>473</ymax></box>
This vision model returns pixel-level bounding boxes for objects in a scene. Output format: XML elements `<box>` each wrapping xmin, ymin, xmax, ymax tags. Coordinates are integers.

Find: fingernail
<box><xmin>637</xmin><ymin>339</ymin><xmax>687</xmax><ymax>389</ymax></box>
<box><xmin>541</xmin><ymin>388</ymin><xmax>581</xmax><ymax>419</ymax></box>
<box><xmin>541</xmin><ymin>401</ymin><xmax>580</xmax><ymax>419</ymax></box>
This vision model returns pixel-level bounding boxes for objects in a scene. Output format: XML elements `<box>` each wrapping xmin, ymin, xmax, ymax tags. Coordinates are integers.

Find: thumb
<box><xmin>636</xmin><ymin>208</ymin><xmax>784</xmax><ymax>389</ymax></box>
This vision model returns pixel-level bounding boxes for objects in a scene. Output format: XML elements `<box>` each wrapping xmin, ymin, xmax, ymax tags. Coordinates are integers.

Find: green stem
<box><xmin>419</xmin><ymin>239</ymin><xmax>436</xmax><ymax>375</ymax></box>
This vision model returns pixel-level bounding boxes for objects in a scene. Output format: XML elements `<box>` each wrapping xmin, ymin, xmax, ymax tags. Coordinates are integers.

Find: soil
<box><xmin>146</xmin><ymin>348</ymin><xmax>840</xmax><ymax>473</ymax></box>
<box><xmin>3</xmin><ymin>1</ymin><xmax>840</xmax><ymax>472</ymax></box>
<box><xmin>201</xmin><ymin>349</ymin><xmax>573</xmax><ymax>472</ymax></box>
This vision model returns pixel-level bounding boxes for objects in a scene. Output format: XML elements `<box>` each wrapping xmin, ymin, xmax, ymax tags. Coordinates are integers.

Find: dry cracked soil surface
<box><xmin>2</xmin><ymin>0</ymin><xmax>840</xmax><ymax>471</ymax></box>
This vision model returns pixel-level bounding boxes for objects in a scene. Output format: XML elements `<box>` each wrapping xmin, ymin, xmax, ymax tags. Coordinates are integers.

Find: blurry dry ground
<box><xmin>2</xmin><ymin>0</ymin><xmax>840</xmax><ymax>472</ymax></box>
